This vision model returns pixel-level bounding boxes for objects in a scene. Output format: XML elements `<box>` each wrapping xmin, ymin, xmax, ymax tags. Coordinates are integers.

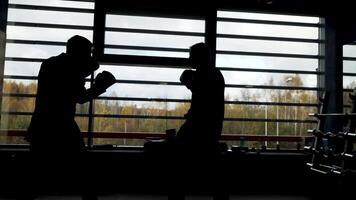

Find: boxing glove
<box><xmin>94</xmin><ymin>70</ymin><xmax>116</xmax><ymax>91</ymax></box>
<box><xmin>180</xmin><ymin>70</ymin><xmax>195</xmax><ymax>89</ymax></box>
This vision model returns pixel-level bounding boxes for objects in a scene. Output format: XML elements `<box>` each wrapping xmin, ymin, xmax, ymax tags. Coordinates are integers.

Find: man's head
<box><xmin>189</xmin><ymin>42</ymin><xmax>212</xmax><ymax>70</ymax></box>
<box><xmin>66</xmin><ymin>35</ymin><xmax>98</xmax><ymax>77</ymax></box>
<box><xmin>66</xmin><ymin>35</ymin><xmax>93</xmax><ymax>59</ymax></box>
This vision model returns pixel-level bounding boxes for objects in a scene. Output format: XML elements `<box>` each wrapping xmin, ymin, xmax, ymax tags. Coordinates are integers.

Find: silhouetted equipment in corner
<box><xmin>305</xmin><ymin>89</ymin><xmax>356</xmax><ymax>175</ymax></box>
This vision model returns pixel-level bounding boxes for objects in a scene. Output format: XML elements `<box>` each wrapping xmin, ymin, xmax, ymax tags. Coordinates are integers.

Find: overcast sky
<box><xmin>4</xmin><ymin>0</ymin><xmax>356</xmax><ymax>104</ymax></box>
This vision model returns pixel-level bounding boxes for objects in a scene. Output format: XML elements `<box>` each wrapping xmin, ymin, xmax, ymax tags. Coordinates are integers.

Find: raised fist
<box><xmin>180</xmin><ymin>70</ymin><xmax>195</xmax><ymax>89</ymax></box>
<box><xmin>94</xmin><ymin>70</ymin><xmax>116</xmax><ymax>91</ymax></box>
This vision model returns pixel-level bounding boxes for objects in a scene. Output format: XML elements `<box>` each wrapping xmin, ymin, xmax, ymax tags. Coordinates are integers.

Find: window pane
<box><xmin>222</xmin><ymin>71</ymin><xmax>317</xmax><ymax>87</ymax></box>
<box><xmin>104</xmin><ymin>14</ymin><xmax>204</xmax><ymax>58</ymax></box>
<box><xmin>8</xmin><ymin>9</ymin><xmax>94</xmax><ymax>26</ymax></box>
<box><xmin>7</xmin><ymin>26</ymin><xmax>93</xmax><ymax>42</ymax></box>
<box><xmin>6</xmin><ymin>43</ymin><xmax>65</xmax><ymax>59</ymax></box>
<box><xmin>216</xmin><ymin>54</ymin><xmax>318</xmax><ymax>71</ymax></box>
<box><xmin>217</xmin><ymin>38</ymin><xmax>318</xmax><ymax>55</ymax></box>
<box><xmin>218</xmin><ymin>11</ymin><xmax>319</xmax><ymax>24</ymax></box>
<box><xmin>106</xmin><ymin>14</ymin><xmax>204</xmax><ymax>33</ymax></box>
<box><xmin>4</xmin><ymin>61</ymin><xmax>41</xmax><ymax>76</ymax></box>
<box><xmin>217</xmin><ymin>22</ymin><xmax>318</xmax><ymax>39</ymax></box>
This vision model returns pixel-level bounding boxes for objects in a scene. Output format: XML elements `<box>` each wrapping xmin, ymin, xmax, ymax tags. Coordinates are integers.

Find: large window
<box><xmin>0</xmin><ymin>1</ymin><xmax>322</xmax><ymax>149</ymax></box>
<box><xmin>1</xmin><ymin>0</ymin><xmax>94</xmax><ymax>144</ymax></box>
<box><xmin>343</xmin><ymin>44</ymin><xmax>356</xmax><ymax>112</ymax></box>
<box><xmin>216</xmin><ymin>10</ymin><xmax>319</xmax><ymax>148</ymax></box>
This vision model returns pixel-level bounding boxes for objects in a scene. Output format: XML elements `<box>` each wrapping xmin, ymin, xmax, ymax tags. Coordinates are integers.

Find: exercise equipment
<box><xmin>305</xmin><ymin>90</ymin><xmax>356</xmax><ymax>175</ymax></box>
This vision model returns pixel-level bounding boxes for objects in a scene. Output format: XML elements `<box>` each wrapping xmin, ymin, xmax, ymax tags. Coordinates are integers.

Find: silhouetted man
<box><xmin>169</xmin><ymin>44</ymin><xmax>226</xmax><ymax>200</ymax></box>
<box><xmin>26</xmin><ymin>35</ymin><xmax>115</xmax><ymax>153</ymax></box>
<box><xmin>176</xmin><ymin>42</ymin><xmax>225</xmax><ymax>152</ymax></box>
<box><xmin>24</xmin><ymin>35</ymin><xmax>115</xmax><ymax>199</ymax></box>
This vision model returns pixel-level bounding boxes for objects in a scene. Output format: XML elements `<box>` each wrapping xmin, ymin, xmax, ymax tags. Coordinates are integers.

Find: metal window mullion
<box><xmin>205</xmin><ymin>7</ymin><xmax>217</xmax><ymax>64</ymax></box>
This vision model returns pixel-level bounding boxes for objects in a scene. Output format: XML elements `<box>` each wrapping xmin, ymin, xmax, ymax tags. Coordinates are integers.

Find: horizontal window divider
<box><xmin>0</xmin><ymin>129</ymin><xmax>312</xmax><ymax>142</ymax></box>
<box><xmin>96</xmin><ymin>96</ymin><xmax>318</xmax><ymax>106</ymax></box>
<box><xmin>2</xmin><ymin>93</ymin><xmax>36</xmax><ymax>98</ymax></box>
<box><xmin>218</xmin><ymin>66</ymin><xmax>320</xmax><ymax>74</ymax></box>
<box><xmin>1</xmin><ymin>111</ymin><xmax>33</xmax><ymax>116</ymax></box>
<box><xmin>225</xmin><ymin>100</ymin><xmax>317</xmax><ymax>107</ymax></box>
<box><xmin>96</xmin><ymin>96</ymin><xmax>190</xmax><ymax>103</ymax></box>
<box><xmin>105</xmin><ymin>27</ymin><xmax>204</xmax><ymax>37</ymax></box>
<box><xmin>217</xmin><ymin>34</ymin><xmax>321</xmax><ymax>43</ymax></box>
<box><xmin>343</xmin><ymin>88</ymin><xmax>354</xmax><ymax>92</ymax></box>
<box><xmin>217</xmin><ymin>17</ymin><xmax>321</xmax><ymax>27</ymax></box>
<box><xmin>100</xmin><ymin>54</ymin><xmax>189</xmax><ymax>66</ymax></box>
<box><xmin>114</xmin><ymin>79</ymin><xmax>318</xmax><ymax>90</ymax></box>
<box><xmin>0</xmin><ymin>112</ymin><xmax>317</xmax><ymax>123</ymax></box>
<box><xmin>217</xmin><ymin>50</ymin><xmax>320</xmax><ymax>59</ymax></box>
<box><xmin>116</xmin><ymin>79</ymin><xmax>181</xmax><ymax>86</ymax></box>
<box><xmin>3</xmin><ymin>75</ymin><xmax>92</xmax><ymax>82</ymax></box>
<box><xmin>4</xmin><ymin>75</ymin><xmax>38</xmax><ymax>80</ymax></box>
<box><xmin>8</xmin><ymin>4</ymin><xmax>94</xmax><ymax>13</ymax></box>
<box><xmin>92</xmin><ymin>114</ymin><xmax>185</xmax><ymax>120</ymax></box>
<box><xmin>343</xmin><ymin>72</ymin><xmax>356</xmax><ymax>76</ymax></box>
<box><xmin>6</xmin><ymin>39</ymin><xmax>67</xmax><ymax>46</ymax></box>
<box><xmin>5</xmin><ymin>57</ymin><xmax>45</xmax><ymax>62</ymax></box>
<box><xmin>224</xmin><ymin>117</ymin><xmax>317</xmax><ymax>123</ymax></box>
<box><xmin>225</xmin><ymin>84</ymin><xmax>318</xmax><ymax>91</ymax></box>
<box><xmin>105</xmin><ymin>44</ymin><xmax>189</xmax><ymax>53</ymax></box>
<box><xmin>1</xmin><ymin>112</ymin><xmax>89</xmax><ymax>117</ymax></box>
<box><xmin>7</xmin><ymin>21</ymin><xmax>93</xmax><ymax>30</ymax></box>
<box><xmin>62</xmin><ymin>0</ymin><xmax>94</xmax><ymax>2</ymax></box>
<box><xmin>87</xmin><ymin>114</ymin><xmax>318</xmax><ymax>123</ymax></box>
<box><xmin>6</xmin><ymin>54</ymin><xmax>319</xmax><ymax>74</ymax></box>
<box><xmin>0</xmin><ymin>93</ymin><xmax>318</xmax><ymax>107</ymax></box>
<box><xmin>343</xmin><ymin>57</ymin><xmax>356</xmax><ymax>61</ymax></box>
<box><xmin>2</xmin><ymin>75</ymin><xmax>319</xmax><ymax>91</ymax></box>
